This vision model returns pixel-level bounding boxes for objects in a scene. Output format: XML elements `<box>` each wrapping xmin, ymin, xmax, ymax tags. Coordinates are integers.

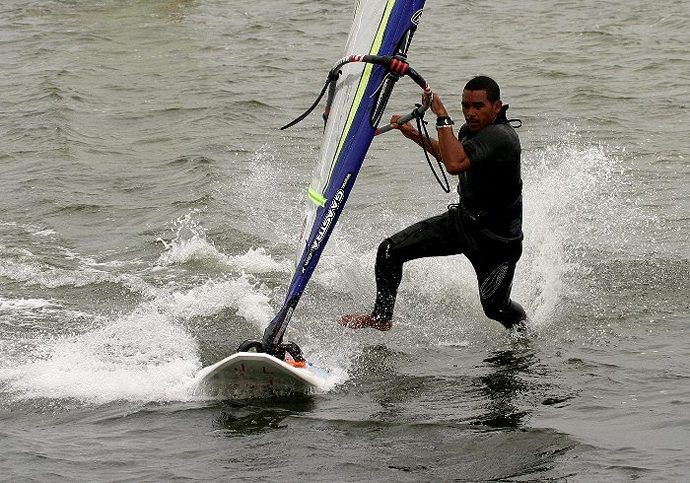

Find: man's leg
<box><xmin>340</xmin><ymin>210</ymin><xmax>462</xmax><ymax>329</ymax></box>
<box><xmin>472</xmin><ymin>258</ymin><xmax>527</xmax><ymax>329</ymax></box>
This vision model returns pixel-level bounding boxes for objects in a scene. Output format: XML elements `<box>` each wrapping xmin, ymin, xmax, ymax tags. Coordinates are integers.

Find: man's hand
<box><xmin>389</xmin><ymin>114</ymin><xmax>417</xmax><ymax>138</ymax></box>
<box><xmin>422</xmin><ymin>92</ymin><xmax>449</xmax><ymax>118</ymax></box>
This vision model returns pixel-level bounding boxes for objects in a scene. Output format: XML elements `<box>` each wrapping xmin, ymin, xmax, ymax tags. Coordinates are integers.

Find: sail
<box><xmin>261</xmin><ymin>0</ymin><xmax>427</xmax><ymax>354</ymax></box>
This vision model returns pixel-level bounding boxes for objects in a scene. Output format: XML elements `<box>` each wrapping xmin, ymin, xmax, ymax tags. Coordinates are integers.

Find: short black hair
<box><xmin>464</xmin><ymin>76</ymin><xmax>501</xmax><ymax>102</ymax></box>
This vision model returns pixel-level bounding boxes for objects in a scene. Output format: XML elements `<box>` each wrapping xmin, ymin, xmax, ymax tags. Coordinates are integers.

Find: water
<box><xmin>1</xmin><ymin>0</ymin><xmax>688</xmax><ymax>480</ymax></box>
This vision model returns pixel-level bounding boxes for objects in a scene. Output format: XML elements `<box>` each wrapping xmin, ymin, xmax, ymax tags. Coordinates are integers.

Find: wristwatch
<box><xmin>435</xmin><ymin>116</ymin><xmax>455</xmax><ymax>128</ymax></box>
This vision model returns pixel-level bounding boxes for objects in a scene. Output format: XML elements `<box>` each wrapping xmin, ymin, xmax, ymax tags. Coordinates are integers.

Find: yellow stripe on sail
<box><xmin>309</xmin><ymin>0</ymin><xmax>397</xmax><ymax>207</ymax></box>
<box><xmin>333</xmin><ymin>0</ymin><xmax>395</xmax><ymax>163</ymax></box>
<box><xmin>326</xmin><ymin>0</ymin><xmax>397</xmax><ymax>188</ymax></box>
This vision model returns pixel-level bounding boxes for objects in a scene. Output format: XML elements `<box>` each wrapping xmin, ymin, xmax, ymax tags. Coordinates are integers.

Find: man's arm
<box><xmin>425</xmin><ymin>93</ymin><xmax>472</xmax><ymax>175</ymax></box>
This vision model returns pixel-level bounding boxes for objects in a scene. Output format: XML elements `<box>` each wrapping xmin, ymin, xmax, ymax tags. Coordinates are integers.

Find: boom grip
<box><xmin>375</xmin><ymin>103</ymin><xmax>429</xmax><ymax>136</ymax></box>
<box><xmin>329</xmin><ymin>55</ymin><xmax>431</xmax><ymax>93</ymax></box>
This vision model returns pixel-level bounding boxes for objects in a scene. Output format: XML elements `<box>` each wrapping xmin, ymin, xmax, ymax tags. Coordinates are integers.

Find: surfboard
<box><xmin>192</xmin><ymin>352</ymin><xmax>329</xmax><ymax>397</ymax></box>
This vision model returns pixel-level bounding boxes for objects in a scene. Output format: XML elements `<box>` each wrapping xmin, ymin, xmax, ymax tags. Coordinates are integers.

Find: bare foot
<box><xmin>338</xmin><ymin>313</ymin><xmax>392</xmax><ymax>331</ymax></box>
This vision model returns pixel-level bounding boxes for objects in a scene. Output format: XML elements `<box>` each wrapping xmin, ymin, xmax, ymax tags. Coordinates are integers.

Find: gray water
<box><xmin>1</xmin><ymin>0</ymin><xmax>688</xmax><ymax>480</ymax></box>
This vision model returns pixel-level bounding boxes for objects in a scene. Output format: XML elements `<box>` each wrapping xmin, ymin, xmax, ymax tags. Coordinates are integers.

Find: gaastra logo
<box><xmin>301</xmin><ymin>173</ymin><xmax>352</xmax><ymax>273</ymax></box>
<box><xmin>411</xmin><ymin>9</ymin><xmax>423</xmax><ymax>25</ymax></box>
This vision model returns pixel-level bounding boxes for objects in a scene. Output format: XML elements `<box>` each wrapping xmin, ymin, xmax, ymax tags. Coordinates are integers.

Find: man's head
<box><xmin>461</xmin><ymin>76</ymin><xmax>502</xmax><ymax>133</ymax></box>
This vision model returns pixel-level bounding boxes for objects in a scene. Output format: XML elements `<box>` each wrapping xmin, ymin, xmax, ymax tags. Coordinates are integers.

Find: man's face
<box><xmin>461</xmin><ymin>89</ymin><xmax>502</xmax><ymax>133</ymax></box>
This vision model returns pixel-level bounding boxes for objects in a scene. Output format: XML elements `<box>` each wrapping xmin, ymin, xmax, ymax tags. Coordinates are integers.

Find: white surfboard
<box><xmin>192</xmin><ymin>352</ymin><xmax>329</xmax><ymax>398</ymax></box>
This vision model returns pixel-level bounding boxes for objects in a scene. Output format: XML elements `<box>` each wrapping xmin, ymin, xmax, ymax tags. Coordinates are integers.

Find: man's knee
<box><xmin>376</xmin><ymin>238</ymin><xmax>395</xmax><ymax>264</ymax></box>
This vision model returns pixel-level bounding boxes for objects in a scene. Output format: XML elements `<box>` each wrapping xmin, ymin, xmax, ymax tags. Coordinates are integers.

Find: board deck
<box><xmin>192</xmin><ymin>352</ymin><xmax>329</xmax><ymax>397</ymax></box>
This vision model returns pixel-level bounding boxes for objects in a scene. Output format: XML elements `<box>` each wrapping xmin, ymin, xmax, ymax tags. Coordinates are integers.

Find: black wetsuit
<box><xmin>371</xmin><ymin>109</ymin><xmax>527</xmax><ymax>329</ymax></box>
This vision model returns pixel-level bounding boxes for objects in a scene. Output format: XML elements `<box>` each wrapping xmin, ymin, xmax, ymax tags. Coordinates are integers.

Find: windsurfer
<box><xmin>339</xmin><ymin>76</ymin><xmax>527</xmax><ymax>332</ymax></box>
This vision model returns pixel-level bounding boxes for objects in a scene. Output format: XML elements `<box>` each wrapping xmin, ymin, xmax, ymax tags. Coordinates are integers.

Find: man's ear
<box><xmin>493</xmin><ymin>100</ymin><xmax>503</xmax><ymax>116</ymax></box>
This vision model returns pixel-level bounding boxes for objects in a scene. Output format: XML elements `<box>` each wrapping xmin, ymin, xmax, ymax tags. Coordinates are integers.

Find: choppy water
<box><xmin>1</xmin><ymin>0</ymin><xmax>688</xmax><ymax>480</ymax></box>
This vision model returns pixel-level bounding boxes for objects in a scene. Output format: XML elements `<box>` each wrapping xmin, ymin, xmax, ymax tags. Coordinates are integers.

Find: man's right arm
<box><xmin>425</xmin><ymin>93</ymin><xmax>471</xmax><ymax>174</ymax></box>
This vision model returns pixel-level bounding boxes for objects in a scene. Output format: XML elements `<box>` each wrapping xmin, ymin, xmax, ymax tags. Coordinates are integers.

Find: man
<box><xmin>339</xmin><ymin>75</ymin><xmax>527</xmax><ymax>331</ymax></box>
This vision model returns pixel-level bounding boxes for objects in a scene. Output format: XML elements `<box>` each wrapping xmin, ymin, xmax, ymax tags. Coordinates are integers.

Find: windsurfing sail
<box><xmin>239</xmin><ymin>0</ymin><xmax>430</xmax><ymax>359</ymax></box>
